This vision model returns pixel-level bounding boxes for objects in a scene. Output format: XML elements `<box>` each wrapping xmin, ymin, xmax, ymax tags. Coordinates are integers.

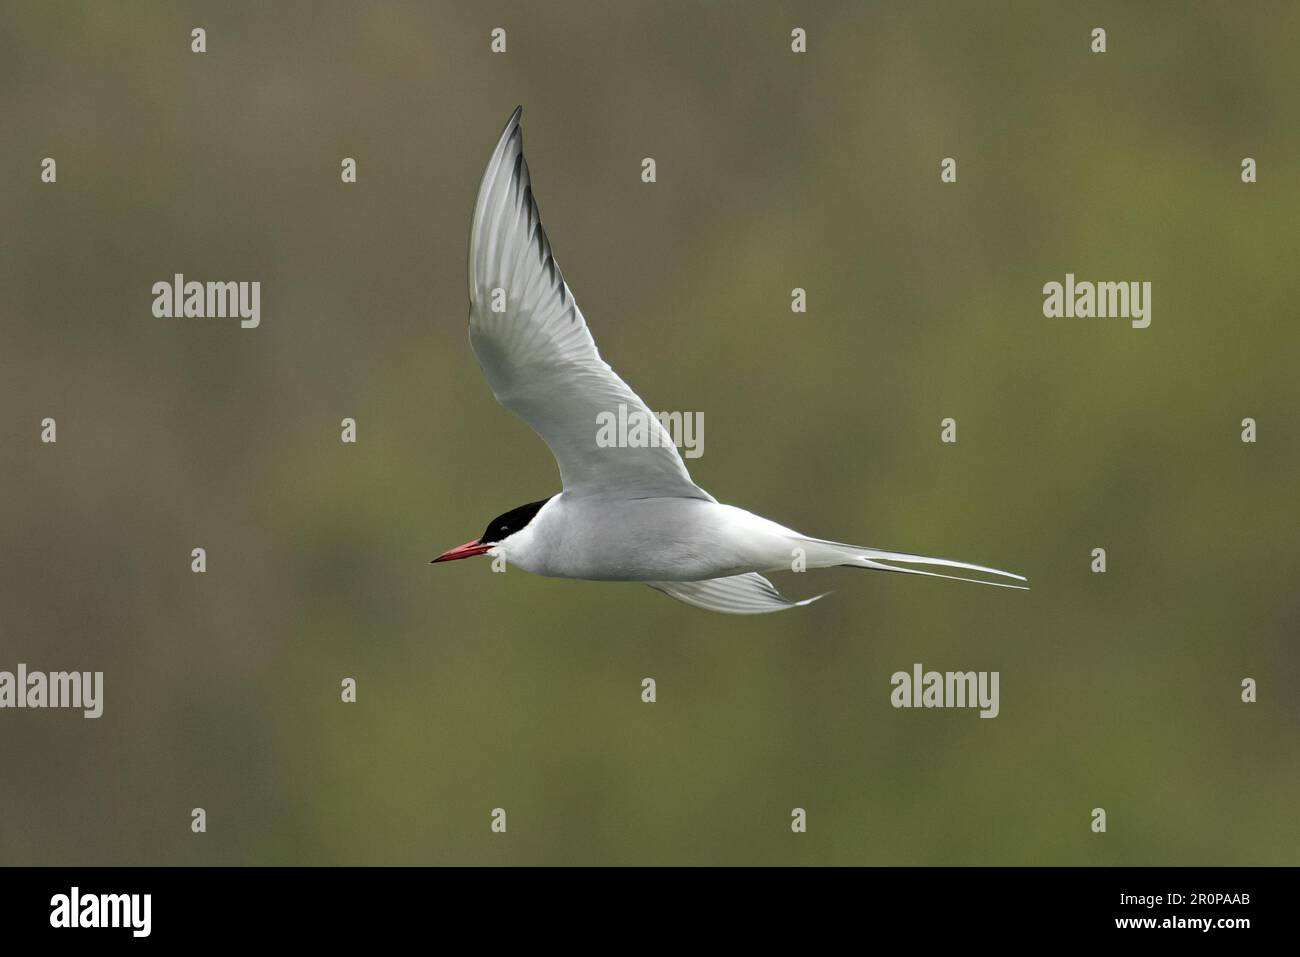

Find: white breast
<box><xmin>498</xmin><ymin>496</ymin><xmax>802</xmax><ymax>582</ymax></box>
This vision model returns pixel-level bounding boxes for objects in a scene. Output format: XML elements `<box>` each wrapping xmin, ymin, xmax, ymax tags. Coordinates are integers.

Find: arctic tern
<box><xmin>433</xmin><ymin>107</ymin><xmax>1027</xmax><ymax>614</ymax></box>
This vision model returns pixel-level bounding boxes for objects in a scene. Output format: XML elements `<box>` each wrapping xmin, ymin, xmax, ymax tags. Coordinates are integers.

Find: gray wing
<box><xmin>467</xmin><ymin>107</ymin><xmax>713</xmax><ymax>502</ymax></box>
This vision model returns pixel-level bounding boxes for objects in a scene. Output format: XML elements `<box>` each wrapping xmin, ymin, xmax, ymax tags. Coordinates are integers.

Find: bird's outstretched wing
<box><xmin>467</xmin><ymin>107</ymin><xmax>713</xmax><ymax>502</ymax></box>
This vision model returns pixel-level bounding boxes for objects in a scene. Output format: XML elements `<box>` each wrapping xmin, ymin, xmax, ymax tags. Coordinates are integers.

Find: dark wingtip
<box><xmin>494</xmin><ymin>107</ymin><xmax>523</xmax><ymax>146</ymax></box>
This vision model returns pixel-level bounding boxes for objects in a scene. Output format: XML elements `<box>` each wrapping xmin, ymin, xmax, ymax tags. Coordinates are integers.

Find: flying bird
<box><xmin>433</xmin><ymin>107</ymin><xmax>1027</xmax><ymax>614</ymax></box>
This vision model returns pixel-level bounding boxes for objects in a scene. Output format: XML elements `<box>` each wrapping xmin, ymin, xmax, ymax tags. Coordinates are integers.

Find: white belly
<box><xmin>499</xmin><ymin>495</ymin><xmax>801</xmax><ymax>582</ymax></box>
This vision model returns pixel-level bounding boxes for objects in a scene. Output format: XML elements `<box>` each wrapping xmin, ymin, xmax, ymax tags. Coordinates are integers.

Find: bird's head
<box><xmin>431</xmin><ymin>498</ymin><xmax>550</xmax><ymax>563</ymax></box>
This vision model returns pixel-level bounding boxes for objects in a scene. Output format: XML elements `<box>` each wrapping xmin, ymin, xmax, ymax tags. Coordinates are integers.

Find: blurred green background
<box><xmin>1</xmin><ymin>1</ymin><xmax>1297</xmax><ymax>865</ymax></box>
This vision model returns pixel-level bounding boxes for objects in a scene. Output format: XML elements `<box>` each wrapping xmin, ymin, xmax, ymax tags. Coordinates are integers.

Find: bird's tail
<box><xmin>792</xmin><ymin>536</ymin><xmax>1029</xmax><ymax>590</ymax></box>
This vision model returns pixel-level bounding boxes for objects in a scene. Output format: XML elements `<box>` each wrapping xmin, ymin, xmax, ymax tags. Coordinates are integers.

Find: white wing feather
<box><xmin>468</xmin><ymin>107</ymin><xmax>712</xmax><ymax>502</ymax></box>
<box><xmin>646</xmin><ymin>574</ymin><xmax>828</xmax><ymax>615</ymax></box>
